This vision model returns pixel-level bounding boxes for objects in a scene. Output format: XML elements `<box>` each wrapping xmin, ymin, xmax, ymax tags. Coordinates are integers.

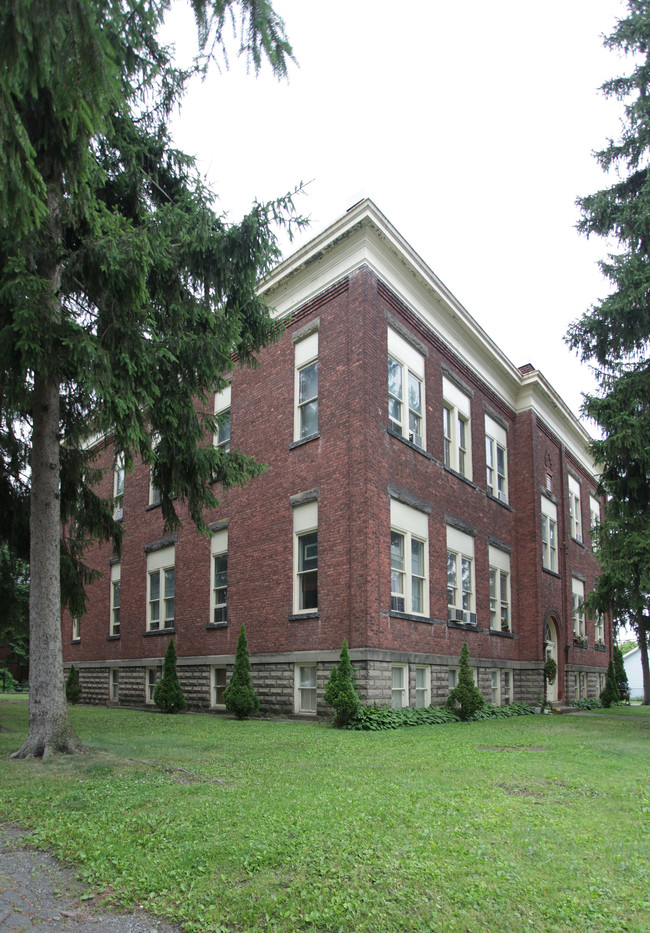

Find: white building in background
<box><xmin>623</xmin><ymin>646</ymin><xmax>644</xmax><ymax>699</ymax></box>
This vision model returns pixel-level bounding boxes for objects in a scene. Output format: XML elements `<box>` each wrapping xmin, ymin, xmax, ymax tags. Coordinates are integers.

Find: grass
<box><xmin>0</xmin><ymin>700</ymin><xmax>649</xmax><ymax>932</ymax></box>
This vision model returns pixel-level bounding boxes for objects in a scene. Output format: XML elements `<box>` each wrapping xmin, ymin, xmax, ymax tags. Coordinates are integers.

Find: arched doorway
<box><xmin>544</xmin><ymin>617</ymin><xmax>559</xmax><ymax>702</ymax></box>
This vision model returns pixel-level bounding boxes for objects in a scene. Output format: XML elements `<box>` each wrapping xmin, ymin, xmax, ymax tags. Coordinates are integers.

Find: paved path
<box><xmin>0</xmin><ymin>824</ymin><xmax>184</xmax><ymax>932</ymax></box>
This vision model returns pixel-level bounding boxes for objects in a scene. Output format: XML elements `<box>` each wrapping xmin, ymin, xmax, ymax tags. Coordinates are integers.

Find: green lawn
<box><xmin>1</xmin><ymin>700</ymin><xmax>648</xmax><ymax>933</ymax></box>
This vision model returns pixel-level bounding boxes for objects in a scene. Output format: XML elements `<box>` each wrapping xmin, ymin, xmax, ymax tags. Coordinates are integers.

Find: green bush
<box><xmin>445</xmin><ymin>642</ymin><xmax>485</xmax><ymax>721</ymax></box>
<box><xmin>324</xmin><ymin>639</ymin><xmax>361</xmax><ymax>727</ymax></box>
<box><xmin>65</xmin><ymin>664</ymin><xmax>82</xmax><ymax>704</ymax></box>
<box><xmin>0</xmin><ymin>667</ymin><xmax>19</xmax><ymax>692</ymax></box>
<box><xmin>153</xmin><ymin>640</ymin><xmax>186</xmax><ymax>714</ymax></box>
<box><xmin>346</xmin><ymin>704</ymin><xmax>459</xmax><ymax>731</ymax></box>
<box><xmin>224</xmin><ymin>625</ymin><xmax>259</xmax><ymax>720</ymax></box>
<box><xmin>468</xmin><ymin>703</ymin><xmax>536</xmax><ymax>721</ymax></box>
<box><xmin>600</xmin><ymin>660</ymin><xmax>620</xmax><ymax>708</ymax></box>
<box><xmin>614</xmin><ymin>645</ymin><xmax>629</xmax><ymax>688</ymax></box>
<box><xmin>575</xmin><ymin>697</ymin><xmax>603</xmax><ymax>710</ymax></box>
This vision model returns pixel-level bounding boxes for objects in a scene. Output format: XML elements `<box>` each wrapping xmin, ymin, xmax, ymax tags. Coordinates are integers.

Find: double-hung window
<box><xmin>211</xmin><ymin>666</ymin><xmax>227</xmax><ymax>707</ymax></box>
<box><xmin>391</xmin><ymin>664</ymin><xmax>408</xmax><ymax>709</ymax></box>
<box><xmin>113</xmin><ymin>454</ymin><xmax>125</xmax><ymax>520</ymax></box>
<box><xmin>589</xmin><ymin>494</ymin><xmax>600</xmax><ymax>537</ymax></box>
<box><xmin>447</xmin><ymin>526</ymin><xmax>475</xmax><ymax>624</ymax></box>
<box><xmin>415</xmin><ymin>666</ymin><xmax>430</xmax><ymax>708</ymax></box>
<box><xmin>211</xmin><ymin>529</ymin><xmax>228</xmax><ymax>624</ymax></box>
<box><xmin>568</xmin><ymin>476</ymin><xmax>583</xmax><ymax>543</ymax></box>
<box><xmin>503</xmin><ymin>669</ymin><xmax>513</xmax><ymax>705</ymax></box>
<box><xmin>390</xmin><ymin>499</ymin><xmax>428</xmax><ymax>616</ymax></box>
<box><xmin>293</xmin><ymin>501</ymin><xmax>318</xmax><ymax>613</ymax></box>
<box><xmin>214</xmin><ymin>385</ymin><xmax>231</xmax><ymax>452</ymax></box>
<box><xmin>489</xmin><ymin>546</ymin><xmax>511</xmax><ymax>631</ymax></box>
<box><xmin>541</xmin><ymin>497</ymin><xmax>558</xmax><ymax>572</ymax></box>
<box><xmin>149</xmin><ymin>434</ymin><xmax>161</xmax><ymax>506</ymax></box>
<box><xmin>491</xmin><ymin>670</ymin><xmax>501</xmax><ymax>705</ymax></box>
<box><xmin>295</xmin><ymin>664</ymin><xmax>317</xmax><ymax>713</ymax></box>
<box><xmin>387</xmin><ymin>327</ymin><xmax>425</xmax><ymax>448</ymax></box>
<box><xmin>147</xmin><ymin>545</ymin><xmax>175</xmax><ymax>631</ymax></box>
<box><xmin>294</xmin><ymin>329</ymin><xmax>318</xmax><ymax>441</ymax></box>
<box><xmin>146</xmin><ymin>666</ymin><xmax>161</xmax><ymax>704</ymax></box>
<box><xmin>442</xmin><ymin>376</ymin><xmax>471</xmax><ymax>478</ymax></box>
<box><xmin>110</xmin><ymin>563</ymin><xmax>121</xmax><ymax>636</ymax></box>
<box><xmin>110</xmin><ymin>668</ymin><xmax>119</xmax><ymax>701</ymax></box>
<box><xmin>485</xmin><ymin>415</ymin><xmax>508</xmax><ymax>503</ymax></box>
<box><xmin>572</xmin><ymin>577</ymin><xmax>585</xmax><ymax>639</ymax></box>
<box><xmin>72</xmin><ymin>616</ymin><xmax>81</xmax><ymax>641</ymax></box>
<box><xmin>594</xmin><ymin>611</ymin><xmax>605</xmax><ymax>645</ymax></box>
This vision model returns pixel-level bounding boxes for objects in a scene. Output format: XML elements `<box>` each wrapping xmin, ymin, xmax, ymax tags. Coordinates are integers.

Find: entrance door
<box><xmin>544</xmin><ymin>619</ymin><xmax>558</xmax><ymax>702</ymax></box>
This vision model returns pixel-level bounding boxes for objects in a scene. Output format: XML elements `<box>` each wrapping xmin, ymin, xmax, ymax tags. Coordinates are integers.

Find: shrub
<box><xmin>468</xmin><ymin>703</ymin><xmax>536</xmax><ymax>721</ymax></box>
<box><xmin>0</xmin><ymin>667</ymin><xmax>19</xmax><ymax>693</ymax></box>
<box><xmin>153</xmin><ymin>640</ymin><xmax>186</xmax><ymax>714</ymax></box>
<box><xmin>324</xmin><ymin>639</ymin><xmax>361</xmax><ymax>727</ymax></box>
<box><xmin>445</xmin><ymin>642</ymin><xmax>485</xmax><ymax>721</ymax></box>
<box><xmin>346</xmin><ymin>704</ymin><xmax>459</xmax><ymax>731</ymax></box>
<box><xmin>223</xmin><ymin>625</ymin><xmax>259</xmax><ymax>720</ymax></box>
<box><xmin>65</xmin><ymin>664</ymin><xmax>82</xmax><ymax>704</ymax></box>
<box><xmin>600</xmin><ymin>660</ymin><xmax>620</xmax><ymax>709</ymax></box>
<box><xmin>575</xmin><ymin>697</ymin><xmax>603</xmax><ymax>710</ymax></box>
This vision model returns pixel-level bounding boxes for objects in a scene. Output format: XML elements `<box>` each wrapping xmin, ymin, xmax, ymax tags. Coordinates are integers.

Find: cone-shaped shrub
<box><xmin>600</xmin><ymin>659</ymin><xmax>620</xmax><ymax>708</ymax></box>
<box><xmin>224</xmin><ymin>625</ymin><xmax>259</xmax><ymax>719</ymax></box>
<box><xmin>65</xmin><ymin>664</ymin><xmax>82</xmax><ymax>704</ymax></box>
<box><xmin>153</xmin><ymin>639</ymin><xmax>186</xmax><ymax>714</ymax></box>
<box><xmin>445</xmin><ymin>642</ymin><xmax>485</xmax><ymax>721</ymax></box>
<box><xmin>324</xmin><ymin>639</ymin><xmax>361</xmax><ymax>727</ymax></box>
<box><xmin>614</xmin><ymin>645</ymin><xmax>628</xmax><ymax>688</ymax></box>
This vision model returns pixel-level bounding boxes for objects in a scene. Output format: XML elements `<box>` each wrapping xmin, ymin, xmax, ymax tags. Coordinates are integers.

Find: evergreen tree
<box><xmin>223</xmin><ymin>625</ymin><xmax>259</xmax><ymax>719</ymax></box>
<box><xmin>445</xmin><ymin>642</ymin><xmax>485</xmax><ymax>721</ymax></box>
<box><xmin>324</xmin><ymin>639</ymin><xmax>361</xmax><ymax>727</ymax></box>
<box><xmin>600</xmin><ymin>659</ymin><xmax>621</xmax><ymax>708</ymax></box>
<box><xmin>0</xmin><ymin>0</ymin><xmax>300</xmax><ymax>757</ymax></box>
<box><xmin>614</xmin><ymin>644</ymin><xmax>629</xmax><ymax>689</ymax></box>
<box><xmin>566</xmin><ymin>0</ymin><xmax>650</xmax><ymax>705</ymax></box>
<box><xmin>153</xmin><ymin>639</ymin><xmax>186</xmax><ymax>714</ymax></box>
<box><xmin>65</xmin><ymin>664</ymin><xmax>82</xmax><ymax>705</ymax></box>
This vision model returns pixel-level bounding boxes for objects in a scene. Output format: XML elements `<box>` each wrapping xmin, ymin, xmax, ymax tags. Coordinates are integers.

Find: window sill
<box><xmin>288</xmin><ymin>612</ymin><xmax>320</xmax><ymax>621</ymax></box>
<box><xmin>143</xmin><ymin>627</ymin><xmax>176</xmax><ymax>636</ymax></box>
<box><xmin>71</xmin><ymin>638</ymin><xmax>81</xmax><ymax>645</ymax></box>
<box><xmin>145</xmin><ymin>502</ymin><xmax>161</xmax><ymax>511</ymax></box>
<box><xmin>490</xmin><ymin>628</ymin><xmax>514</xmax><ymax>638</ymax></box>
<box><xmin>571</xmin><ymin>536</ymin><xmax>586</xmax><ymax>549</ymax></box>
<box><xmin>389</xmin><ymin>610</ymin><xmax>435</xmax><ymax>624</ymax></box>
<box><xmin>486</xmin><ymin>492</ymin><xmax>513</xmax><ymax>511</ymax></box>
<box><xmin>542</xmin><ymin>567</ymin><xmax>561</xmax><ymax>579</ymax></box>
<box><xmin>447</xmin><ymin>620</ymin><xmax>479</xmax><ymax>631</ymax></box>
<box><xmin>106</xmin><ymin>634</ymin><xmax>121</xmax><ymax>641</ymax></box>
<box><xmin>206</xmin><ymin>622</ymin><xmax>229</xmax><ymax>630</ymax></box>
<box><xmin>290</xmin><ymin>433</ymin><xmax>320</xmax><ymax>450</ymax></box>
<box><xmin>387</xmin><ymin>427</ymin><xmax>434</xmax><ymax>459</ymax></box>
<box><xmin>595</xmin><ymin>643</ymin><xmax>607</xmax><ymax>652</ymax></box>
<box><xmin>443</xmin><ymin>465</ymin><xmax>477</xmax><ymax>488</ymax></box>
<box><xmin>572</xmin><ymin>640</ymin><xmax>588</xmax><ymax>649</ymax></box>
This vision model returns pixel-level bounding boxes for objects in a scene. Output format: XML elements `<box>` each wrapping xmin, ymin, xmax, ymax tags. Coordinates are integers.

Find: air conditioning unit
<box><xmin>498</xmin><ymin>491</ymin><xmax>507</xmax><ymax>503</ymax></box>
<box><xmin>114</xmin><ymin>507</ymin><xmax>123</xmax><ymax>521</ymax></box>
<box><xmin>409</xmin><ymin>432</ymin><xmax>423</xmax><ymax>449</ymax></box>
<box><xmin>464</xmin><ymin>611</ymin><xmax>478</xmax><ymax>626</ymax></box>
<box><xmin>576</xmin><ymin>533</ymin><xmax>583</xmax><ymax>543</ymax></box>
<box><xmin>449</xmin><ymin>609</ymin><xmax>464</xmax><ymax>623</ymax></box>
<box><xmin>391</xmin><ymin>595</ymin><xmax>405</xmax><ymax>613</ymax></box>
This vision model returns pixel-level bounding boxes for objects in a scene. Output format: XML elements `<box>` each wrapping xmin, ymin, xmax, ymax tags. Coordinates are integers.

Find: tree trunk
<box><xmin>10</xmin><ymin>371</ymin><xmax>82</xmax><ymax>758</ymax></box>
<box><xmin>639</xmin><ymin>619</ymin><xmax>650</xmax><ymax>707</ymax></box>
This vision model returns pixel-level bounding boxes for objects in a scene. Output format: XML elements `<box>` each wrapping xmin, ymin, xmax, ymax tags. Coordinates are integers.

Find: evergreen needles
<box><xmin>324</xmin><ymin>639</ymin><xmax>361</xmax><ymax>727</ymax></box>
<box><xmin>224</xmin><ymin>625</ymin><xmax>259</xmax><ymax>719</ymax></box>
<box><xmin>445</xmin><ymin>642</ymin><xmax>485</xmax><ymax>721</ymax></box>
<box><xmin>154</xmin><ymin>640</ymin><xmax>186</xmax><ymax>714</ymax></box>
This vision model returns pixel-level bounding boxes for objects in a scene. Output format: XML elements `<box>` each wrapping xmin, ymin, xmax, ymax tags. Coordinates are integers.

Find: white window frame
<box><xmin>391</xmin><ymin>664</ymin><xmax>408</xmax><ymax>709</ymax></box>
<box><xmin>447</xmin><ymin>526</ymin><xmax>475</xmax><ymax>624</ymax></box>
<box><xmin>214</xmin><ymin>385</ymin><xmax>231</xmax><ymax>453</ymax></box>
<box><xmin>294</xmin><ymin>663</ymin><xmax>317</xmax><ymax>714</ymax></box>
<box><xmin>489</xmin><ymin>546</ymin><xmax>511</xmax><ymax>632</ymax></box>
<box><xmin>490</xmin><ymin>669</ymin><xmax>501</xmax><ymax>706</ymax></box>
<box><xmin>113</xmin><ymin>453</ymin><xmax>125</xmax><ymax>520</ymax></box>
<box><xmin>211</xmin><ymin>665</ymin><xmax>228</xmax><ymax>708</ymax></box>
<box><xmin>110</xmin><ymin>562</ymin><xmax>121</xmax><ymax>636</ymax></box>
<box><xmin>390</xmin><ymin>500</ymin><xmax>429</xmax><ymax>617</ymax></box>
<box><xmin>110</xmin><ymin>667</ymin><xmax>119</xmax><ymax>701</ymax></box>
<box><xmin>580</xmin><ymin>671</ymin><xmax>587</xmax><ymax>699</ymax></box>
<box><xmin>387</xmin><ymin>328</ymin><xmax>426</xmax><ymax>448</ymax></box>
<box><xmin>147</xmin><ymin>546</ymin><xmax>175</xmax><ymax>631</ymax></box>
<box><xmin>294</xmin><ymin>331</ymin><xmax>319</xmax><ymax>441</ymax></box>
<box><xmin>71</xmin><ymin>616</ymin><xmax>81</xmax><ymax>641</ymax></box>
<box><xmin>146</xmin><ymin>666</ymin><xmax>161</xmax><ymax>704</ymax></box>
<box><xmin>541</xmin><ymin>497</ymin><xmax>558</xmax><ymax>572</ymax></box>
<box><xmin>293</xmin><ymin>501</ymin><xmax>318</xmax><ymax>614</ymax></box>
<box><xmin>485</xmin><ymin>415</ymin><xmax>508</xmax><ymax>503</ymax></box>
<box><xmin>415</xmin><ymin>665</ymin><xmax>430</xmax><ymax>708</ymax></box>
<box><xmin>149</xmin><ymin>433</ymin><xmax>161</xmax><ymax>506</ymax></box>
<box><xmin>594</xmin><ymin>611</ymin><xmax>605</xmax><ymax>645</ymax></box>
<box><xmin>503</xmin><ymin>669</ymin><xmax>513</xmax><ymax>705</ymax></box>
<box><xmin>572</xmin><ymin>577</ymin><xmax>585</xmax><ymax>639</ymax></box>
<box><xmin>442</xmin><ymin>376</ymin><xmax>471</xmax><ymax>478</ymax></box>
<box><xmin>589</xmin><ymin>494</ymin><xmax>601</xmax><ymax>533</ymax></box>
<box><xmin>569</xmin><ymin>475</ymin><xmax>583</xmax><ymax>543</ymax></box>
<box><xmin>211</xmin><ymin>529</ymin><xmax>228</xmax><ymax>625</ymax></box>
<box><xmin>448</xmin><ymin>668</ymin><xmax>458</xmax><ymax>691</ymax></box>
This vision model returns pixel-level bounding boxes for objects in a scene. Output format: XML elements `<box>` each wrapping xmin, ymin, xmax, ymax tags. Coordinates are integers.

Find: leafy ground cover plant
<box><xmin>574</xmin><ymin>697</ymin><xmax>603</xmax><ymax>710</ymax></box>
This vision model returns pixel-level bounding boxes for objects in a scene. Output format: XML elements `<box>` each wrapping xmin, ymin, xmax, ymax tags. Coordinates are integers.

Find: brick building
<box><xmin>63</xmin><ymin>200</ymin><xmax>611</xmax><ymax>714</ymax></box>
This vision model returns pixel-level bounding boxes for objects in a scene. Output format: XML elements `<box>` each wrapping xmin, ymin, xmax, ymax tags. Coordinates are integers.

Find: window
<box><xmin>491</xmin><ymin>670</ymin><xmax>501</xmax><ymax>706</ymax></box>
<box><xmin>589</xmin><ymin>494</ymin><xmax>600</xmax><ymax>533</ymax></box>
<box><xmin>147</xmin><ymin>546</ymin><xmax>175</xmax><ymax>631</ymax></box>
<box><xmin>489</xmin><ymin>546</ymin><xmax>511</xmax><ymax>632</ymax></box>
<box><xmin>211</xmin><ymin>529</ymin><xmax>228</xmax><ymax>624</ymax></box>
<box><xmin>448</xmin><ymin>668</ymin><xmax>458</xmax><ymax>691</ymax></box>
<box><xmin>113</xmin><ymin>454</ymin><xmax>125</xmax><ymax>520</ymax></box>
<box><xmin>390</xmin><ymin>499</ymin><xmax>429</xmax><ymax>616</ymax></box>
<box><xmin>110</xmin><ymin>668</ymin><xmax>119</xmax><ymax>701</ymax></box>
<box><xmin>211</xmin><ymin>666</ymin><xmax>227</xmax><ymax>707</ymax></box>
<box><xmin>599</xmin><ymin>672</ymin><xmax>606</xmax><ymax>693</ymax></box>
<box><xmin>214</xmin><ymin>385</ymin><xmax>231</xmax><ymax>452</ymax></box>
<box><xmin>387</xmin><ymin>327</ymin><xmax>425</xmax><ymax>447</ymax></box>
<box><xmin>568</xmin><ymin>476</ymin><xmax>583</xmax><ymax>543</ymax></box>
<box><xmin>580</xmin><ymin>671</ymin><xmax>587</xmax><ymax>699</ymax></box>
<box><xmin>294</xmin><ymin>331</ymin><xmax>318</xmax><ymax>441</ymax></box>
<box><xmin>149</xmin><ymin>434</ymin><xmax>161</xmax><ymax>506</ymax></box>
<box><xmin>485</xmin><ymin>415</ymin><xmax>508</xmax><ymax>503</ymax></box>
<box><xmin>71</xmin><ymin>616</ymin><xmax>81</xmax><ymax>641</ymax></box>
<box><xmin>503</xmin><ymin>669</ymin><xmax>513</xmax><ymax>705</ymax></box>
<box><xmin>572</xmin><ymin>578</ymin><xmax>585</xmax><ymax>639</ymax></box>
<box><xmin>110</xmin><ymin>563</ymin><xmax>121</xmax><ymax>636</ymax></box>
<box><xmin>293</xmin><ymin>501</ymin><xmax>318</xmax><ymax>613</ymax></box>
<box><xmin>295</xmin><ymin>664</ymin><xmax>317</xmax><ymax>713</ymax></box>
<box><xmin>415</xmin><ymin>666</ymin><xmax>430</xmax><ymax>708</ymax></box>
<box><xmin>447</xmin><ymin>526</ymin><xmax>475</xmax><ymax>624</ymax></box>
<box><xmin>541</xmin><ymin>497</ymin><xmax>558</xmax><ymax>572</ymax></box>
<box><xmin>146</xmin><ymin>666</ymin><xmax>161</xmax><ymax>704</ymax></box>
<box><xmin>391</xmin><ymin>664</ymin><xmax>408</xmax><ymax>709</ymax></box>
<box><xmin>442</xmin><ymin>376</ymin><xmax>471</xmax><ymax>478</ymax></box>
<box><xmin>546</xmin><ymin>472</ymin><xmax>553</xmax><ymax>493</ymax></box>
<box><xmin>594</xmin><ymin>611</ymin><xmax>605</xmax><ymax>645</ymax></box>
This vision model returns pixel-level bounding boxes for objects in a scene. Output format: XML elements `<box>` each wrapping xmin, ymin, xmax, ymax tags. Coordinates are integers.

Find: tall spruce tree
<box><xmin>0</xmin><ymin>0</ymin><xmax>300</xmax><ymax>758</ymax></box>
<box><xmin>566</xmin><ymin>0</ymin><xmax>650</xmax><ymax>704</ymax></box>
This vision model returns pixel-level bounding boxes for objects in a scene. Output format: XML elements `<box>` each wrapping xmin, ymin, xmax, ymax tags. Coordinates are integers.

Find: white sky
<box><xmin>164</xmin><ymin>0</ymin><xmax>628</xmax><ymax>425</ymax></box>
